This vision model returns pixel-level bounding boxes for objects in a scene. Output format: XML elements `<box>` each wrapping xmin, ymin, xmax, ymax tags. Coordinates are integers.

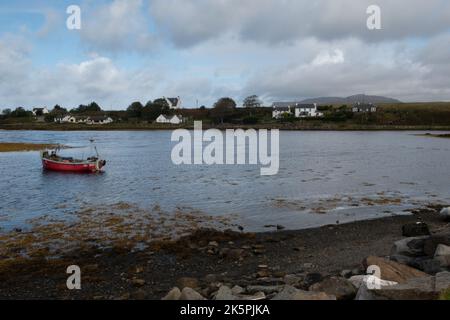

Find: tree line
<box><xmin>0</xmin><ymin>95</ymin><xmax>266</xmax><ymax>124</ymax></box>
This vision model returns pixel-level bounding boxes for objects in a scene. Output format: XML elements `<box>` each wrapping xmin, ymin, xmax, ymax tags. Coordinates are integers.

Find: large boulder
<box><xmin>423</xmin><ymin>232</ymin><xmax>450</xmax><ymax>256</ymax></box>
<box><xmin>309</xmin><ymin>277</ymin><xmax>357</xmax><ymax>300</ymax></box>
<box><xmin>435</xmin><ymin>244</ymin><xmax>450</xmax><ymax>257</ymax></box>
<box><xmin>177</xmin><ymin>277</ymin><xmax>199</xmax><ymax>289</ymax></box>
<box><xmin>434</xmin><ymin>245</ymin><xmax>450</xmax><ymax>268</ymax></box>
<box><xmin>272</xmin><ymin>285</ymin><xmax>336</xmax><ymax>300</ymax></box>
<box><xmin>179</xmin><ymin>287</ymin><xmax>206</xmax><ymax>300</ymax></box>
<box><xmin>402</xmin><ymin>222</ymin><xmax>430</xmax><ymax>237</ymax></box>
<box><xmin>390</xmin><ymin>237</ymin><xmax>429</xmax><ymax>257</ymax></box>
<box><xmin>354</xmin><ymin>276</ymin><xmax>398</xmax><ymax>300</ymax></box>
<box><xmin>363</xmin><ymin>256</ymin><xmax>428</xmax><ymax>283</ymax></box>
<box><xmin>440</xmin><ymin>207</ymin><xmax>450</xmax><ymax>220</ymax></box>
<box><xmin>369</xmin><ymin>272</ymin><xmax>450</xmax><ymax>300</ymax></box>
<box><xmin>214</xmin><ymin>286</ymin><xmax>237</xmax><ymax>300</ymax></box>
<box><xmin>162</xmin><ymin>287</ymin><xmax>182</xmax><ymax>300</ymax></box>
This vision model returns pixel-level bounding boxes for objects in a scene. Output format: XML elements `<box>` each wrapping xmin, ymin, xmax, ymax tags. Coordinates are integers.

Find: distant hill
<box><xmin>300</xmin><ymin>94</ymin><xmax>402</xmax><ymax>105</ymax></box>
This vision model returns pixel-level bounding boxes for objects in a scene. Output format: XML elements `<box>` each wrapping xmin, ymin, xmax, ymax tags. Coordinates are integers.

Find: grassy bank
<box><xmin>0</xmin><ymin>142</ymin><xmax>58</xmax><ymax>152</ymax></box>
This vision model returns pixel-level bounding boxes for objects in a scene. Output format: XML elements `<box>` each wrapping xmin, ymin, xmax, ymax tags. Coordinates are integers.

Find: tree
<box><xmin>211</xmin><ymin>97</ymin><xmax>237</xmax><ymax>124</ymax></box>
<box><xmin>127</xmin><ymin>101</ymin><xmax>144</xmax><ymax>118</ymax></box>
<box><xmin>11</xmin><ymin>107</ymin><xmax>32</xmax><ymax>118</ymax></box>
<box><xmin>71</xmin><ymin>101</ymin><xmax>102</xmax><ymax>114</ymax></box>
<box><xmin>52</xmin><ymin>104</ymin><xmax>67</xmax><ymax>113</ymax></box>
<box><xmin>243</xmin><ymin>95</ymin><xmax>262</xmax><ymax>108</ymax></box>
<box><xmin>2</xmin><ymin>108</ymin><xmax>11</xmax><ymax>116</ymax></box>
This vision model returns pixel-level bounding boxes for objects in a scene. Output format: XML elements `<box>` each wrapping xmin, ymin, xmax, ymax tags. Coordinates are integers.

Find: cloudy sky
<box><xmin>1</xmin><ymin>0</ymin><xmax>450</xmax><ymax>110</ymax></box>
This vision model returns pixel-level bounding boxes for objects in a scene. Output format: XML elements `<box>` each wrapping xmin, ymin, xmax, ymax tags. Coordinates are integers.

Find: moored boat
<box><xmin>41</xmin><ymin>142</ymin><xmax>106</xmax><ymax>173</ymax></box>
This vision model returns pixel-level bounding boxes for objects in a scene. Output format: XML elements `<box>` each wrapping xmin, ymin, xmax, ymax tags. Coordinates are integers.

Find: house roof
<box><xmin>167</xmin><ymin>98</ymin><xmax>179</xmax><ymax>106</ymax></box>
<box><xmin>295</xmin><ymin>104</ymin><xmax>316</xmax><ymax>109</ymax></box>
<box><xmin>273</xmin><ymin>102</ymin><xmax>317</xmax><ymax>109</ymax></box>
<box><xmin>353</xmin><ymin>103</ymin><xmax>377</xmax><ymax>109</ymax></box>
<box><xmin>273</xmin><ymin>106</ymin><xmax>291</xmax><ymax>111</ymax></box>
<box><xmin>88</xmin><ymin>116</ymin><xmax>110</xmax><ymax>121</ymax></box>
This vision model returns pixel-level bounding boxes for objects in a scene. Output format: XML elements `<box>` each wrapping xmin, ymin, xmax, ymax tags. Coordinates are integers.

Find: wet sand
<box><xmin>0</xmin><ymin>142</ymin><xmax>59</xmax><ymax>153</ymax></box>
<box><xmin>0</xmin><ymin>204</ymin><xmax>446</xmax><ymax>300</ymax></box>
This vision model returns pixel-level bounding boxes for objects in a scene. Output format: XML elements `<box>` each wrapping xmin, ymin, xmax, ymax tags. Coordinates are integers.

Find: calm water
<box><xmin>1</xmin><ymin>130</ymin><xmax>450</xmax><ymax>232</ymax></box>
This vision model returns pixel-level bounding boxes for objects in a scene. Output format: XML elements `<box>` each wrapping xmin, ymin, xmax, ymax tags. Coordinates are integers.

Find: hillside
<box><xmin>300</xmin><ymin>94</ymin><xmax>402</xmax><ymax>105</ymax></box>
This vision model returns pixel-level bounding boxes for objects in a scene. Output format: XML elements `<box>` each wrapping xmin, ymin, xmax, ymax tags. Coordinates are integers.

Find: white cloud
<box><xmin>80</xmin><ymin>0</ymin><xmax>159</xmax><ymax>53</ymax></box>
<box><xmin>149</xmin><ymin>0</ymin><xmax>450</xmax><ymax>47</ymax></box>
<box><xmin>312</xmin><ymin>49</ymin><xmax>345</xmax><ymax>66</ymax></box>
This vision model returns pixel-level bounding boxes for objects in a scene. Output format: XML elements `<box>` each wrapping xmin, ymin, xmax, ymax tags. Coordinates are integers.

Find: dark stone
<box><xmin>301</xmin><ymin>273</ymin><xmax>323</xmax><ymax>289</ymax></box>
<box><xmin>402</xmin><ymin>222</ymin><xmax>430</xmax><ymax>237</ymax></box>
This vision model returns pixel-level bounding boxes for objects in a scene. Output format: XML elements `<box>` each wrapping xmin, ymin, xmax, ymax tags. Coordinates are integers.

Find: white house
<box><xmin>272</xmin><ymin>106</ymin><xmax>292</xmax><ymax>119</ymax></box>
<box><xmin>272</xmin><ymin>102</ymin><xmax>323</xmax><ymax>119</ymax></box>
<box><xmin>164</xmin><ymin>97</ymin><xmax>182</xmax><ymax>110</ymax></box>
<box><xmin>54</xmin><ymin>115</ymin><xmax>83</xmax><ymax>123</ymax></box>
<box><xmin>86</xmin><ymin>116</ymin><xmax>113</xmax><ymax>125</ymax></box>
<box><xmin>55</xmin><ymin>115</ymin><xmax>113</xmax><ymax>125</ymax></box>
<box><xmin>294</xmin><ymin>103</ymin><xmax>323</xmax><ymax>118</ymax></box>
<box><xmin>352</xmin><ymin>103</ymin><xmax>377</xmax><ymax>113</ymax></box>
<box><xmin>156</xmin><ymin>114</ymin><xmax>184</xmax><ymax>124</ymax></box>
<box><xmin>32</xmin><ymin>107</ymin><xmax>49</xmax><ymax>116</ymax></box>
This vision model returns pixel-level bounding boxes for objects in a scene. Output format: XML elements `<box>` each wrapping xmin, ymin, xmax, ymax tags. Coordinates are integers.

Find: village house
<box><xmin>164</xmin><ymin>96</ymin><xmax>182</xmax><ymax>110</ymax></box>
<box><xmin>352</xmin><ymin>103</ymin><xmax>377</xmax><ymax>113</ymax></box>
<box><xmin>272</xmin><ymin>102</ymin><xmax>323</xmax><ymax>119</ymax></box>
<box><xmin>54</xmin><ymin>115</ymin><xmax>113</xmax><ymax>125</ymax></box>
<box><xmin>86</xmin><ymin>116</ymin><xmax>113</xmax><ymax>125</ymax></box>
<box><xmin>32</xmin><ymin>107</ymin><xmax>49</xmax><ymax>116</ymax></box>
<box><xmin>156</xmin><ymin>114</ymin><xmax>184</xmax><ymax>125</ymax></box>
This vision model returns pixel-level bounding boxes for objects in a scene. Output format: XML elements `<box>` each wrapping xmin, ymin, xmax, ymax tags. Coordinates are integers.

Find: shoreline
<box><xmin>2</xmin><ymin>123</ymin><xmax>450</xmax><ymax>132</ymax></box>
<box><xmin>0</xmin><ymin>203</ymin><xmax>447</xmax><ymax>299</ymax></box>
<box><xmin>0</xmin><ymin>142</ymin><xmax>60</xmax><ymax>152</ymax></box>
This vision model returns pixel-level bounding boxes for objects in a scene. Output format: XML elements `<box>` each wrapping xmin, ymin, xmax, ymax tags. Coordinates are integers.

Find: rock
<box><xmin>414</xmin><ymin>258</ymin><xmax>443</xmax><ymax>274</ymax></box>
<box><xmin>214</xmin><ymin>286</ymin><xmax>237</xmax><ymax>300</ymax></box>
<box><xmin>390</xmin><ymin>254</ymin><xmax>416</xmax><ymax>266</ymax></box>
<box><xmin>390</xmin><ymin>236</ymin><xmax>429</xmax><ymax>257</ymax></box>
<box><xmin>131</xmin><ymin>289</ymin><xmax>147</xmax><ymax>300</ymax></box>
<box><xmin>177</xmin><ymin>277</ymin><xmax>199</xmax><ymax>289</ymax></box>
<box><xmin>402</xmin><ymin>222</ymin><xmax>430</xmax><ymax>237</ymax></box>
<box><xmin>302</xmin><ymin>273</ymin><xmax>323</xmax><ymax>288</ymax></box>
<box><xmin>424</xmin><ymin>232</ymin><xmax>450</xmax><ymax>256</ymax></box>
<box><xmin>355</xmin><ymin>276</ymin><xmax>398</xmax><ymax>300</ymax></box>
<box><xmin>309</xmin><ymin>277</ymin><xmax>357</xmax><ymax>300</ymax></box>
<box><xmin>208</xmin><ymin>241</ymin><xmax>219</xmax><ymax>247</ymax></box>
<box><xmin>340</xmin><ymin>270</ymin><xmax>353</xmax><ymax>279</ymax></box>
<box><xmin>239</xmin><ymin>292</ymin><xmax>266</xmax><ymax>301</ymax></box>
<box><xmin>370</xmin><ymin>272</ymin><xmax>450</xmax><ymax>300</ymax></box>
<box><xmin>231</xmin><ymin>285</ymin><xmax>245</xmax><ymax>295</ymax></box>
<box><xmin>204</xmin><ymin>274</ymin><xmax>218</xmax><ymax>283</ymax></box>
<box><xmin>349</xmin><ymin>275</ymin><xmax>369</xmax><ymax>289</ymax></box>
<box><xmin>246</xmin><ymin>285</ymin><xmax>284</xmax><ymax>294</ymax></box>
<box><xmin>225</xmin><ymin>249</ymin><xmax>244</xmax><ymax>260</ymax></box>
<box><xmin>283</xmin><ymin>274</ymin><xmax>302</xmax><ymax>286</ymax></box>
<box><xmin>440</xmin><ymin>207</ymin><xmax>450</xmax><ymax>220</ymax></box>
<box><xmin>272</xmin><ymin>285</ymin><xmax>336</xmax><ymax>300</ymax></box>
<box><xmin>435</xmin><ymin>244</ymin><xmax>450</xmax><ymax>257</ymax></box>
<box><xmin>162</xmin><ymin>287</ymin><xmax>182</xmax><ymax>300</ymax></box>
<box><xmin>363</xmin><ymin>256</ymin><xmax>428</xmax><ymax>283</ymax></box>
<box><xmin>179</xmin><ymin>287</ymin><xmax>206</xmax><ymax>300</ymax></box>
<box><xmin>256</xmin><ymin>269</ymin><xmax>271</xmax><ymax>278</ymax></box>
<box><xmin>435</xmin><ymin>255</ymin><xmax>450</xmax><ymax>268</ymax></box>
<box><xmin>302</xmin><ymin>263</ymin><xmax>314</xmax><ymax>269</ymax></box>
<box><xmin>131</xmin><ymin>278</ymin><xmax>146</xmax><ymax>287</ymax></box>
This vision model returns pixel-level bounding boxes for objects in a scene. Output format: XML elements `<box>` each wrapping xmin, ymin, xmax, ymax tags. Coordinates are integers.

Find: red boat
<box><xmin>41</xmin><ymin>143</ymin><xmax>106</xmax><ymax>173</ymax></box>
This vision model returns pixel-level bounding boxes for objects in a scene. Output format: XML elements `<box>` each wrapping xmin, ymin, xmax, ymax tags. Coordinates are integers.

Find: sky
<box><xmin>0</xmin><ymin>0</ymin><xmax>450</xmax><ymax>110</ymax></box>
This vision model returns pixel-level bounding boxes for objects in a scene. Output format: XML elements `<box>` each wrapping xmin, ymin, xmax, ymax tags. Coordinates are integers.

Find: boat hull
<box><xmin>42</xmin><ymin>158</ymin><xmax>102</xmax><ymax>173</ymax></box>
